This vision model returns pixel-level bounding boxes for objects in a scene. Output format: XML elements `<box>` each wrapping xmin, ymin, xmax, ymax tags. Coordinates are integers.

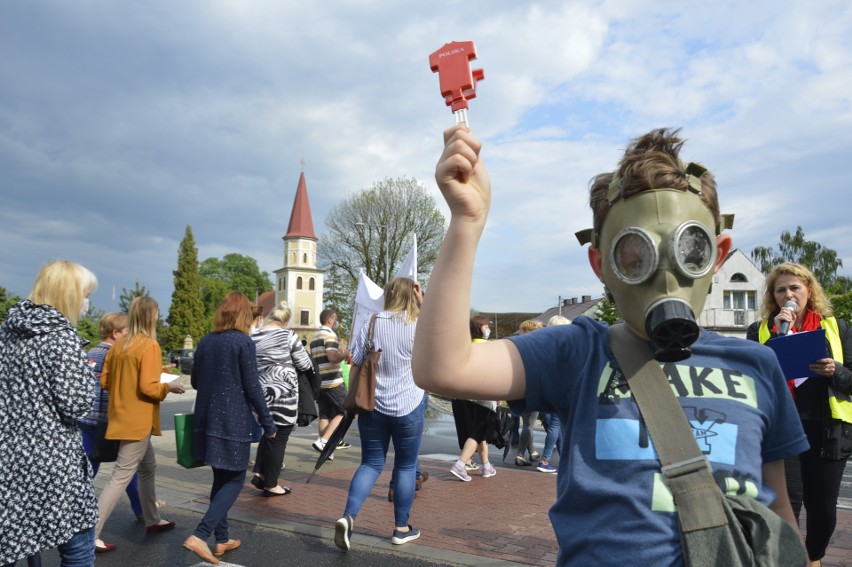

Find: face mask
<box><xmin>80</xmin><ymin>297</ymin><xmax>90</xmax><ymax>318</ymax></box>
<box><xmin>482</xmin><ymin>328</ymin><xmax>491</xmax><ymax>340</ymax></box>
<box><xmin>594</xmin><ymin>185</ymin><xmax>726</xmax><ymax>362</ymax></box>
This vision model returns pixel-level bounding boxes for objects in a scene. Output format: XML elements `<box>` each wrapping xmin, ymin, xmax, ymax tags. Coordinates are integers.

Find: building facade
<box><xmin>697</xmin><ymin>248</ymin><xmax>765</xmax><ymax>338</ymax></box>
<box><xmin>273</xmin><ymin>172</ymin><xmax>324</xmax><ymax>341</ymax></box>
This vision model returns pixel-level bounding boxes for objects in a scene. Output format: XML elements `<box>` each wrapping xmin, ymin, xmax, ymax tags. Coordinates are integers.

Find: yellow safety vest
<box><xmin>758</xmin><ymin>317</ymin><xmax>852</xmax><ymax>424</ymax></box>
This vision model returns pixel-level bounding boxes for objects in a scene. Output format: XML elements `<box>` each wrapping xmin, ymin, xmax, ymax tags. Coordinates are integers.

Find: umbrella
<box><xmin>306</xmin><ymin>412</ymin><xmax>356</xmax><ymax>483</ymax></box>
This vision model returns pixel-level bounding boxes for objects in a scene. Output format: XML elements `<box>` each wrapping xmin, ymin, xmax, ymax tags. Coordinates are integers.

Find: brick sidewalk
<box><xmin>182</xmin><ymin>452</ymin><xmax>852</xmax><ymax>566</ymax></box>
<box><xmin>224</xmin><ymin>457</ymin><xmax>558</xmax><ymax>566</ymax></box>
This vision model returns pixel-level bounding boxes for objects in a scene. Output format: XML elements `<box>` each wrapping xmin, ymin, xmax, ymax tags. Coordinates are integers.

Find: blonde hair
<box><xmin>98</xmin><ymin>312</ymin><xmax>128</xmax><ymax>340</ymax></box>
<box><xmin>760</xmin><ymin>262</ymin><xmax>833</xmax><ymax>320</ymax></box>
<box><xmin>383</xmin><ymin>277</ymin><xmax>420</xmax><ymax>324</ymax></box>
<box><xmin>518</xmin><ymin>319</ymin><xmax>543</xmax><ymax>334</ymax></box>
<box><xmin>29</xmin><ymin>259</ymin><xmax>98</xmax><ymax>326</ymax></box>
<box><xmin>268</xmin><ymin>300</ymin><xmax>292</xmax><ymax>325</ymax></box>
<box><xmin>122</xmin><ymin>296</ymin><xmax>159</xmax><ymax>351</ymax></box>
<box><xmin>547</xmin><ymin>315</ymin><xmax>572</xmax><ymax>327</ymax></box>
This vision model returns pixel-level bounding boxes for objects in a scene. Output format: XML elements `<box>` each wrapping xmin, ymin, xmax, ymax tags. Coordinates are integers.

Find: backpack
<box><xmin>484</xmin><ymin>406</ymin><xmax>514</xmax><ymax>450</ymax></box>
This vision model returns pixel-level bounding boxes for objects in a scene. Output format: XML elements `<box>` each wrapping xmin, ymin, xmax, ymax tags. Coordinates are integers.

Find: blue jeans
<box><xmin>194</xmin><ymin>468</ymin><xmax>244</xmax><ymax>544</ymax></box>
<box><xmin>79</xmin><ymin>423</ymin><xmax>143</xmax><ymax>517</ymax></box>
<box><xmin>344</xmin><ymin>393</ymin><xmax>427</xmax><ymax>527</ymax></box>
<box><xmin>540</xmin><ymin>412</ymin><xmax>562</xmax><ymax>462</ymax></box>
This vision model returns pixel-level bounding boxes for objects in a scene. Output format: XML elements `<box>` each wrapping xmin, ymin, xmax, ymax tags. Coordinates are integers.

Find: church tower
<box><xmin>274</xmin><ymin>171</ymin><xmax>324</xmax><ymax>340</ymax></box>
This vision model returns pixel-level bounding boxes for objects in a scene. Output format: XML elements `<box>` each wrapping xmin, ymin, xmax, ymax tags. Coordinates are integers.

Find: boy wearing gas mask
<box><xmin>413</xmin><ymin>126</ymin><xmax>807</xmax><ymax>565</ymax></box>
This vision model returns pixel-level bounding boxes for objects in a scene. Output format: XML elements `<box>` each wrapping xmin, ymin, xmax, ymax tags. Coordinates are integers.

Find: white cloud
<box><xmin>1</xmin><ymin>0</ymin><xmax>851</xmax><ymax>315</ymax></box>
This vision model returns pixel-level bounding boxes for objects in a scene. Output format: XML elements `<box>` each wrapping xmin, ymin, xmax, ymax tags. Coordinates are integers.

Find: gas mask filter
<box><xmin>576</xmin><ymin>165</ymin><xmax>733</xmax><ymax>362</ymax></box>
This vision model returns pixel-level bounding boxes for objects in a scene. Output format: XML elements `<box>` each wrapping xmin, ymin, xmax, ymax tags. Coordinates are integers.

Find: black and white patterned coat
<box><xmin>0</xmin><ymin>300</ymin><xmax>98</xmax><ymax>563</ymax></box>
<box><xmin>252</xmin><ymin>327</ymin><xmax>313</xmax><ymax>427</ymax></box>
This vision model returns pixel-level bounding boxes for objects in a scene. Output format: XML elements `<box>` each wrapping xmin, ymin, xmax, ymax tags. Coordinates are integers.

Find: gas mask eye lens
<box><xmin>671</xmin><ymin>222</ymin><xmax>715</xmax><ymax>278</ymax></box>
<box><xmin>611</xmin><ymin>228</ymin><xmax>656</xmax><ymax>284</ymax></box>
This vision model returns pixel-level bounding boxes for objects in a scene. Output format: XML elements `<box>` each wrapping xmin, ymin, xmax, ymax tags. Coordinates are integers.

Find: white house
<box><xmin>697</xmin><ymin>249</ymin><xmax>765</xmax><ymax>338</ymax></box>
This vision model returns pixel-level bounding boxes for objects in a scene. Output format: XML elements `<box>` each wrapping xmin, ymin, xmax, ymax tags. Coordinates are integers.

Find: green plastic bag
<box><xmin>341</xmin><ymin>360</ymin><xmax>350</xmax><ymax>389</ymax></box>
<box><xmin>174</xmin><ymin>413</ymin><xmax>205</xmax><ymax>469</ymax></box>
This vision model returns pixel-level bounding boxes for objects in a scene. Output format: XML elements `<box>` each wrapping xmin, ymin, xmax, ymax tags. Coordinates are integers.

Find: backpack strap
<box><xmin>608</xmin><ymin>323</ymin><xmax>728</xmax><ymax>532</ymax></box>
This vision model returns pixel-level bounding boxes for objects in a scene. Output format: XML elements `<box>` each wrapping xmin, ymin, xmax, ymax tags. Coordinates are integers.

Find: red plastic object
<box><xmin>429</xmin><ymin>41</ymin><xmax>485</xmax><ymax>113</ymax></box>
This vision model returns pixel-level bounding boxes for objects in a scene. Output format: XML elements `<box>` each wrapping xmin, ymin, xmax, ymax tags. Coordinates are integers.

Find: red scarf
<box><xmin>774</xmin><ymin>310</ymin><xmax>822</xmax><ymax>398</ymax></box>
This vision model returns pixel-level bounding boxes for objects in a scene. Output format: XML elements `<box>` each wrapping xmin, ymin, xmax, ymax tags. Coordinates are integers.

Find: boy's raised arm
<box><xmin>412</xmin><ymin>126</ymin><xmax>526</xmax><ymax>401</ymax></box>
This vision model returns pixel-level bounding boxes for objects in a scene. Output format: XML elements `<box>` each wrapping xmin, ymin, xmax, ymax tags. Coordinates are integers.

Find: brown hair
<box><xmin>98</xmin><ymin>312</ymin><xmax>128</xmax><ymax>340</ymax></box>
<box><xmin>589</xmin><ymin>128</ymin><xmax>720</xmax><ymax>241</ymax></box>
<box><xmin>759</xmin><ymin>262</ymin><xmax>833</xmax><ymax>320</ymax></box>
<box><xmin>470</xmin><ymin>315</ymin><xmax>490</xmax><ymax>339</ymax></box>
<box><xmin>214</xmin><ymin>292</ymin><xmax>254</xmax><ymax>334</ymax></box>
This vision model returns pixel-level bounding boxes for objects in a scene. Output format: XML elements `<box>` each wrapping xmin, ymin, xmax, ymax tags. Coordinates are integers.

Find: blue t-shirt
<box><xmin>508</xmin><ymin>317</ymin><xmax>808</xmax><ymax>566</ymax></box>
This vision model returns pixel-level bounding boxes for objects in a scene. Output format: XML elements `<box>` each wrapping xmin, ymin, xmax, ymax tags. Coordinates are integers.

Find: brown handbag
<box><xmin>343</xmin><ymin>314</ymin><xmax>381</xmax><ymax>414</ymax></box>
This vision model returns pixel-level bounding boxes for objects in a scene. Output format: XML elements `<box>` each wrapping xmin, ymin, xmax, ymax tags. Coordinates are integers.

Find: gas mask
<box><xmin>577</xmin><ymin>164</ymin><xmax>734</xmax><ymax>362</ymax></box>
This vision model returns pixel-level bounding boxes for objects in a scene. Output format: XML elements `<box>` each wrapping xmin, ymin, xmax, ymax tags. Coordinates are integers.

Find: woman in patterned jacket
<box><xmin>249</xmin><ymin>300</ymin><xmax>314</xmax><ymax>496</ymax></box>
<box><xmin>0</xmin><ymin>260</ymin><xmax>99</xmax><ymax>566</ymax></box>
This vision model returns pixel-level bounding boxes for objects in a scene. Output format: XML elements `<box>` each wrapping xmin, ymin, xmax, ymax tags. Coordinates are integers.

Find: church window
<box><xmin>730</xmin><ymin>272</ymin><xmax>748</xmax><ymax>282</ymax></box>
<box><xmin>300</xmin><ymin>309</ymin><xmax>310</xmax><ymax>326</ymax></box>
<box><xmin>303</xmin><ymin>253</ymin><xmax>308</xmax><ymax>263</ymax></box>
<box><xmin>309</xmin><ymin>277</ymin><xmax>315</xmax><ymax>290</ymax></box>
<box><xmin>297</xmin><ymin>277</ymin><xmax>303</xmax><ymax>290</ymax></box>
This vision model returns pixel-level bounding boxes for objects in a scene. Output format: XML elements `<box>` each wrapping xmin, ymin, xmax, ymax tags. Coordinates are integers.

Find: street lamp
<box><xmin>355</xmin><ymin>222</ymin><xmax>389</xmax><ymax>284</ymax></box>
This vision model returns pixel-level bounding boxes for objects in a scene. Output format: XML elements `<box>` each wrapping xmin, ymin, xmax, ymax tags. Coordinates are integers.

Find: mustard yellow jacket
<box><xmin>102</xmin><ymin>335</ymin><xmax>169</xmax><ymax>440</ymax></box>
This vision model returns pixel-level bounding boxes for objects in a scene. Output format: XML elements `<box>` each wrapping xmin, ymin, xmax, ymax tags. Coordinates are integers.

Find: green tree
<box><xmin>200</xmin><ymin>253</ymin><xmax>273</xmax><ymax>301</ymax></box>
<box><xmin>322</xmin><ymin>265</ymin><xmax>353</xmax><ymax>336</ymax></box>
<box><xmin>318</xmin><ymin>176</ymin><xmax>446</xmax><ymax>317</ymax></box>
<box><xmin>832</xmin><ymin>292</ymin><xmax>852</xmax><ymax>325</ymax></box>
<box><xmin>593</xmin><ymin>296</ymin><xmax>621</xmax><ymax>325</ymax></box>
<box><xmin>0</xmin><ymin>286</ymin><xmax>23</xmax><ymax>323</ymax></box>
<box><xmin>166</xmin><ymin>225</ymin><xmax>206</xmax><ymax>351</ymax></box>
<box><xmin>118</xmin><ymin>279</ymin><xmax>151</xmax><ymax>313</ymax></box>
<box><xmin>751</xmin><ymin>226</ymin><xmax>843</xmax><ymax>289</ymax></box>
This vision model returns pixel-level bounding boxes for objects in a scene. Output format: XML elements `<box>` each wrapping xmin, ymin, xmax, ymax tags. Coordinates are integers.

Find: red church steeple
<box><xmin>285</xmin><ymin>171</ymin><xmax>317</xmax><ymax>241</ymax></box>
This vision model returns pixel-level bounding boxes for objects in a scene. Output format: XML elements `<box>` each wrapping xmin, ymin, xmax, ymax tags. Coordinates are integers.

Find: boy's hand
<box><xmin>435</xmin><ymin>126</ymin><xmax>491</xmax><ymax>227</ymax></box>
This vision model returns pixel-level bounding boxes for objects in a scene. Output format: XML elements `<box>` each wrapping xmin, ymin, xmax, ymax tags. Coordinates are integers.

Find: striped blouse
<box><xmin>252</xmin><ymin>327</ymin><xmax>313</xmax><ymax>427</ymax></box>
<box><xmin>351</xmin><ymin>310</ymin><xmax>424</xmax><ymax>417</ymax></box>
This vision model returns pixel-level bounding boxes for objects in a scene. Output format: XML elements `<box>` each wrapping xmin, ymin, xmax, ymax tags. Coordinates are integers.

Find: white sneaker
<box><xmin>334</xmin><ymin>516</ymin><xmax>353</xmax><ymax>551</ymax></box>
<box><xmin>482</xmin><ymin>463</ymin><xmax>497</xmax><ymax>478</ymax></box>
<box><xmin>312</xmin><ymin>439</ymin><xmax>326</xmax><ymax>453</ymax></box>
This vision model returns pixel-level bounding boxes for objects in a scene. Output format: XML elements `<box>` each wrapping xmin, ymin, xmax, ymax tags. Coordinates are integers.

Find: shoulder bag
<box><xmin>608</xmin><ymin>323</ymin><xmax>807</xmax><ymax>567</ymax></box>
<box><xmin>343</xmin><ymin>314</ymin><xmax>381</xmax><ymax>414</ymax></box>
<box><xmin>90</xmin><ymin>390</ymin><xmax>120</xmax><ymax>463</ymax></box>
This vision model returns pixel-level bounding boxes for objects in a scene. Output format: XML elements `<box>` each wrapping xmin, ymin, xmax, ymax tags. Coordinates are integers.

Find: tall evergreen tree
<box><xmin>166</xmin><ymin>225</ymin><xmax>205</xmax><ymax>350</ymax></box>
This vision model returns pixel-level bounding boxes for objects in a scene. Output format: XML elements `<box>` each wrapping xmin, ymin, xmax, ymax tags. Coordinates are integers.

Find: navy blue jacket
<box><xmin>191</xmin><ymin>330</ymin><xmax>276</xmax><ymax>469</ymax></box>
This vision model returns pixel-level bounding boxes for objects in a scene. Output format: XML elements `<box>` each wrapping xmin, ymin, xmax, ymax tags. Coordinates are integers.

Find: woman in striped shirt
<box><xmin>250</xmin><ymin>300</ymin><xmax>314</xmax><ymax>496</ymax></box>
<box><xmin>334</xmin><ymin>277</ymin><xmax>428</xmax><ymax>551</ymax></box>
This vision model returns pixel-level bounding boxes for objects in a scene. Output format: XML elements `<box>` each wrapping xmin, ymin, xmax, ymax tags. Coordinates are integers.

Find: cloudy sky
<box><xmin>2</xmin><ymin>1</ymin><xmax>851</xmax><ymax>316</ymax></box>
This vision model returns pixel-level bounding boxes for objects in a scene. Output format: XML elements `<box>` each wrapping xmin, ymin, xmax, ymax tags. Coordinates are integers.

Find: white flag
<box><xmin>350</xmin><ymin>268</ymin><xmax>384</xmax><ymax>343</ymax></box>
<box><xmin>395</xmin><ymin>233</ymin><xmax>418</xmax><ymax>281</ymax></box>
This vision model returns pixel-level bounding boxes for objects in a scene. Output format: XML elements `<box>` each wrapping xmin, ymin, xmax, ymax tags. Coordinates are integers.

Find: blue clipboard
<box><xmin>766</xmin><ymin>328</ymin><xmax>828</xmax><ymax>380</ymax></box>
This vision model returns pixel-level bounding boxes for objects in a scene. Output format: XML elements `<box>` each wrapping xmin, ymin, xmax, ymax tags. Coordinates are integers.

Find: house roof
<box><xmin>535</xmin><ymin>296</ymin><xmax>603</xmax><ymax>325</ymax></box>
<box><xmin>257</xmin><ymin>290</ymin><xmax>276</xmax><ymax>318</ymax></box>
<box><xmin>284</xmin><ymin>172</ymin><xmax>317</xmax><ymax>240</ymax></box>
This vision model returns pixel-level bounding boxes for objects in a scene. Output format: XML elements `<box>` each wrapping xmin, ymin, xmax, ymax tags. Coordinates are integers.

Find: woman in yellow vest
<box><xmin>747</xmin><ymin>262</ymin><xmax>852</xmax><ymax>566</ymax></box>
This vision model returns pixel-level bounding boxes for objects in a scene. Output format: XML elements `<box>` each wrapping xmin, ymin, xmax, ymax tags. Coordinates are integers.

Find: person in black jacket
<box><xmin>747</xmin><ymin>261</ymin><xmax>852</xmax><ymax>566</ymax></box>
